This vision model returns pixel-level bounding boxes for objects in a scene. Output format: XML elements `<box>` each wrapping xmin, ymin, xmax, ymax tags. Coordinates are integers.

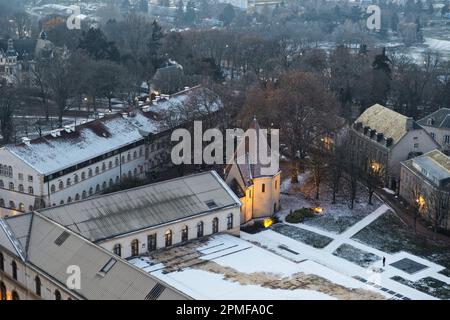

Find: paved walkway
<box><xmin>244</xmin><ymin>202</ymin><xmax>450</xmax><ymax>300</ymax></box>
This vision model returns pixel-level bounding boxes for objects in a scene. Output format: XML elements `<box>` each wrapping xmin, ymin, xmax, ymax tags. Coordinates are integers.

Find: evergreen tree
<box><xmin>184</xmin><ymin>0</ymin><xmax>197</xmax><ymax>25</ymax></box>
<box><xmin>175</xmin><ymin>0</ymin><xmax>184</xmax><ymax>26</ymax></box>
<box><xmin>221</xmin><ymin>4</ymin><xmax>235</xmax><ymax>26</ymax></box>
<box><xmin>371</xmin><ymin>48</ymin><xmax>392</xmax><ymax>105</ymax></box>
<box><xmin>148</xmin><ymin>20</ymin><xmax>164</xmax><ymax>71</ymax></box>
<box><xmin>78</xmin><ymin>27</ymin><xmax>120</xmax><ymax>62</ymax></box>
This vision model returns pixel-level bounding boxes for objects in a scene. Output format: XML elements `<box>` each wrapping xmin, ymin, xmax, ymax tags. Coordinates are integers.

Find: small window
<box><xmin>148</xmin><ymin>234</ymin><xmax>157</xmax><ymax>252</ymax></box>
<box><xmin>18</xmin><ymin>173</ymin><xmax>23</xmax><ymax>180</ymax></box>
<box><xmin>227</xmin><ymin>213</ymin><xmax>233</xmax><ymax>230</ymax></box>
<box><xmin>81</xmin><ymin>172</ymin><xmax>86</xmax><ymax>180</ymax></box>
<box><xmin>12</xmin><ymin>261</ymin><xmax>18</xmax><ymax>280</ymax></box>
<box><xmin>74</xmin><ymin>174</ymin><xmax>79</xmax><ymax>183</ymax></box>
<box><xmin>54</xmin><ymin>290</ymin><xmax>61</xmax><ymax>300</ymax></box>
<box><xmin>8</xmin><ymin>182</ymin><xmax>14</xmax><ymax>190</ymax></box>
<box><xmin>212</xmin><ymin>217</ymin><xmax>219</xmax><ymax>234</ymax></box>
<box><xmin>28</xmin><ymin>186</ymin><xmax>34</xmax><ymax>194</ymax></box>
<box><xmin>18</xmin><ymin>184</ymin><xmax>24</xmax><ymax>192</ymax></box>
<box><xmin>181</xmin><ymin>226</ymin><xmax>188</xmax><ymax>242</ymax></box>
<box><xmin>197</xmin><ymin>222</ymin><xmax>204</xmax><ymax>238</ymax></box>
<box><xmin>131</xmin><ymin>239</ymin><xmax>139</xmax><ymax>256</ymax></box>
<box><xmin>262</xmin><ymin>184</ymin><xmax>266</xmax><ymax>193</ymax></box>
<box><xmin>113</xmin><ymin>244</ymin><xmax>121</xmax><ymax>257</ymax></box>
<box><xmin>51</xmin><ymin>184</ymin><xmax>56</xmax><ymax>193</ymax></box>
<box><xmin>35</xmin><ymin>276</ymin><xmax>41</xmax><ymax>296</ymax></box>
<box><xmin>165</xmin><ymin>230</ymin><xmax>173</xmax><ymax>247</ymax></box>
<box><xmin>58</xmin><ymin>181</ymin><xmax>64</xmax><ymax>190</ymax></box>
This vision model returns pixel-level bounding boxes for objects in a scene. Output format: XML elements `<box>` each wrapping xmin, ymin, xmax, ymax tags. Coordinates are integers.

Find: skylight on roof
<box><xmin>100</xmin><ymin>258</ymin><xmax>117</xmax><ymax>274</ymax></box>
<box><xmin>205</xmin><ymin>200</ymin><xmax>218</xmax><ymax>209</ymax></box>
<box><xmin>54</xmin><ymin>231</ymin><xmax>70</xmax><ymax>246</ymax></box>
<box><xmin>145</xmin><ymin>283</ymin><xmax>165</xmax><ymax>300</ymax></box>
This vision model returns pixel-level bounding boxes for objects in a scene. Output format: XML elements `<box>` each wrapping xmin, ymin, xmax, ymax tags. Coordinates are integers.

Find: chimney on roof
<box><xmin>21</xmin><ymin>137</ymin><xmax>31</xmax><ymax>146</ymax></box>
<box><xmin>406</xmin><ymin>117</ymin><xmax>414</xmax><ymax>131</ymax></box>
<box><xmin>376</xmin><ymin>132</ymin><xmax>384</xmax><ymax>142</ymax></box>
<box><xmin>385</xmin><ymin>137</ymin><xmax>393</xmax><ymax>147</ymax></box>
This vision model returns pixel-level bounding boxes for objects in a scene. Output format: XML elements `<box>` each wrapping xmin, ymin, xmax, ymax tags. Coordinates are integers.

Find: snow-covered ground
<box><xmin>129</xmin><ymin>234</ymin><xmax>388</xmax><ymax>300</ymax></box>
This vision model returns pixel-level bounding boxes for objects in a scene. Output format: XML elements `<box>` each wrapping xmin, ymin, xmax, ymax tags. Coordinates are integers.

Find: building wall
<box><xmin>0</xmin><ymin>148</ymin><xmax>41</xmax><ymax>217</ymax></box>
<box><xmin>0</xmin><ymin>249</ymin><xmax>75</xmax><ymax>300</ymax></box>
<box><xmin>400</xmin><ymin>164</ymin><xmax>450</xmax><ymax>230</ymax></box>
<box><xmin>350</xmin><ymin>127</ymin><xmax>439</xmax><ymax>190</ymax></box>
<box><xmin>420</xmin><ymin>125</ymin><xmax>450</xmax><ymax>152</ymax></box>
<box><xmin>0</xmin><ymin>136</ymin><xmax>173</xmax><ymax>218</ymax></box>
<box><xmin>252</xmin><ymin>173</ymin><xmax>281</xmax><ymax>219</ymax></box>
<box><xmin>99</xmin><ymin>207</ymin><xmax>241</xmax><ymax>259</ymax></box>
<box><xmin>390</xmin><ymin>130</ymin><xmax>439</xmax><ymax>181</ymax></box>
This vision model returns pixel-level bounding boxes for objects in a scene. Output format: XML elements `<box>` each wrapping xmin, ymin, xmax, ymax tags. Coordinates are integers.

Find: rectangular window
<box><xmin>414</xmin><ymin>143</ymin><xmax>419</xmax><ymax>149</ymax></box>
<box><xmin>28</xmin><ymin>175</ymin><xmax>33</xmax><ymax>182</ymax></box>
<box><xmin>147</xmin><ymin>234</ymin><xmax>157</xmax><ymax>252</ymax></box>
<box><xmin>262</xmin><ymin>184</ymin><xmax>266</xmax><ymax>193</ymax></box>
<box><xmin>445</xmin><ymin>135</ymin><xmax>450</xmax><ymax>144</ymax></box>
<box><xmin>18</xmin><ymin>173</ymin><xmax>23</xmax><ymax>180</ymax></box>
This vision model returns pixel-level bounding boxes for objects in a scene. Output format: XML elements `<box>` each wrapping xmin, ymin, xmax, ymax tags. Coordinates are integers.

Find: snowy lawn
<box><xmin>333</xmin><ymin>244</ymin><xmax>381</xmax><ymax>268</ymax></box>
<box><xmin>391</xmin><ymin>276</ymin><xmax>450</xmax><ymax>300</ymax></box>
<box><xmin>279</xmin><ymin>173</ymin><xmax>383</xmax><ymax>234</ymax></box>
<box><xmin>271</xmin><ymin>223</ymin><xmax>333</xmax><ymax>248</ymax></box>
<box><xmin>352</xmin><ymin>211</ymin><xmax>450</xmax><ymax>277</ymax></box>
<box><xmin>130</xmin><ymin>234</ymin><xmax>386</xmax><ymax>300</ymax></box>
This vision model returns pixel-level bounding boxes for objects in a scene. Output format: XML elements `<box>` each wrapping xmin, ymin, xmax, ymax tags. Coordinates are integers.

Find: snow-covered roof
<box><xmin>6</xmin><ymin>86</ymin><xmax>221</xmax><ymax>175</ymax></box>
<box><xmin>7</xmin><ymin>111</ymin><xmax>159</xmax><ymax>175</ymax></box>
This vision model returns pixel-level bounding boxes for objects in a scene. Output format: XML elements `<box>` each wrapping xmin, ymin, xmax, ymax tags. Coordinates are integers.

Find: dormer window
<box><xmin>427</xmin><ymin>118</ymin><xmax>434</xmax><ymax>126</ymax></box>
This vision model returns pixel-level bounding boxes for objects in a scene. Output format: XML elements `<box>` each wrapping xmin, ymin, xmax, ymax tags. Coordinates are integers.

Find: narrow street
<box><xmin>376</xmin><ymin>189</ymin><xmax>450</xmax><ymax>245</ymax></box>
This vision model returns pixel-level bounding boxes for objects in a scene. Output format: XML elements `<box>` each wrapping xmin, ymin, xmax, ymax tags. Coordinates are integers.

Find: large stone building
<box><xmin>0</xmin><ymin>211</ymin><xmax>189</xmax><ymax>300</ymax></box>
<box><xmin>0</xmin><ymin>86</ymin><xmax>221</xmax><ymax>217</ymax></box>
<box><xmin>350</xmin><ymin>104</ymin><xmax>439</xmax><ymax>191</ymax></box>
<box><xmin>37</xmin><ymin>171</ymin><xmax>241</xmax><ymax>259</ymax></box>
<box><xmin>400</xmin><ymin>150</ymin><xmax>450</xmax><ymax>231</ymax></box>
<box><xmin>224</xmin><ymin>118</ymin><xmax>281</xmax><ymax>224</ymax></box>
<box><xmin>417</xmin><ymin>108</ymin><xmax>450</xmax><ymax>154</ymax></box>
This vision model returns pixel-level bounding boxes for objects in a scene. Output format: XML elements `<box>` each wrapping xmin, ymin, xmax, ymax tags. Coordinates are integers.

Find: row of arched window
<box><xmin>49</xmin><ymin>149</ymin><xmax>144</xmax><ymax>193</ymax></box>
<box><xmin>0</xmin><ymin>251</ymin><xmax>64</xmax><ymax>300</ymax></box>
<box><xmin>0</xmin><ymin>199</ymin><xmax>28</xmax><ymax>212</ymax></box>
<box><xmin>112</xmin><ymin>214</ymin><xmax>234</xmax><ymax>258</ymax></box>
<box><xmin>0</xmin><ymin>180</ymin><xmax>34</xmax><ymax>194</ymax></box>
<box><xmin>50</xmin><ymin>165</ymin><xmax>144</xmax><ymax>195</ymax></box>
<box><xmin>0</xmin><ymin>164</ymin><xmax>13</xmax><ymax>178</ymax></box>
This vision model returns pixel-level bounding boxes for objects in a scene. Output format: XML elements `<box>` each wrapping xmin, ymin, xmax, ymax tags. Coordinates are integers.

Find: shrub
<box><xmin>285</xmin><ymin>208</ymin><xmax>316</xmax><ymax>223</ymax></box>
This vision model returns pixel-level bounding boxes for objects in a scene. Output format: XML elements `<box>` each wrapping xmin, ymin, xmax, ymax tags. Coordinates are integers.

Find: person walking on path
<box><xmin>383</xmin><ymin>257</ymin><xmax>386</xmax><ymax>267</ymax></box>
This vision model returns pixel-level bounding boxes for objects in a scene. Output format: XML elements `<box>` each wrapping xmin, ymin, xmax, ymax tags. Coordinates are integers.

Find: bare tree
<box><xmin>426</xmin><ymin>189</ymin><xmax>449</xmax><ymax>238</ymax></box>
<box><xmin>0</xmin><ymin>82</ymin><xmax>15</xmax><ymax>144</ymax></box>
<box><xmin>410</xmin><ymin>184</ymin><xmax>425</xmax><ymax>234</ymax></box>
<box><xmin>361</xmin><ymin>162</ymin><xmax>386</xmax><ymax>205</ymax></box>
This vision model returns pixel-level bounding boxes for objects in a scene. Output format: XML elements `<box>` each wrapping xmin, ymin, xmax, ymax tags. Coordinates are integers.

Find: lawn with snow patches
<box><xmin>333</xmin><ymin>244</ymin><xmax>381</xmax><ymax>268</ymax></box>
<box><xmin>352</xmin><ymin>211</ymin><xmax>450</xmax><ymax>277</ymax></box>
<box><xmin>391</xmin><ymin>276</ymin><xmax>450</xmax><ymax>300</ymax></box>
<box><xmin>271</xmin><ymin>223</ymin><xmax>333</xmax><ymax>248</ymax></box>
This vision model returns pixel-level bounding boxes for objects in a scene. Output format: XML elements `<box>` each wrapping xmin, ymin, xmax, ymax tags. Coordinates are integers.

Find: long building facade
<box><xmin>0</xmin><ymin>86</ymin><xmax>221</xmax><ymax>217</ymax></box>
